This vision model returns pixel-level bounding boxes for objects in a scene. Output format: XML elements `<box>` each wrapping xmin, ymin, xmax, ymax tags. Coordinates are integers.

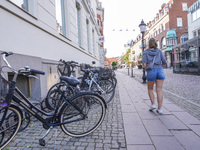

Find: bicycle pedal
<box><xmin>39</xmin><ymin>139</ymin><xmax>46</xmax><ymax>146</ymax></box>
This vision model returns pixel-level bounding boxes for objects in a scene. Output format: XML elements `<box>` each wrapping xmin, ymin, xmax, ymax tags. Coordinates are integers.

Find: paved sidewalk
<box><xmin>116</xmin><ymin>69</ymin><xmax>200</xmax><ymax>150</ymax></box>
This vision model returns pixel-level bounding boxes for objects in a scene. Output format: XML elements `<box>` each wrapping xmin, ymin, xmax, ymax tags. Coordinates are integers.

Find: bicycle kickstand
<box><xmin>39</xmin><ymin>126</ymin><xmax>53</xmax><ymax>146</ymax></box>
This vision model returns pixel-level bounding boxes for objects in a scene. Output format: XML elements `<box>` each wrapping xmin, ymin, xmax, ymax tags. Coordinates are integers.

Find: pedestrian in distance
<box><xmin>142</xmin><ymin>38</ymin><xmax>167</xmax><ymax>114</ymax></box>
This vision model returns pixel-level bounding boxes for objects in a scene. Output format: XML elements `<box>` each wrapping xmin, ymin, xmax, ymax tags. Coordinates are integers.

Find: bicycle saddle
<box><xmin>60</xmin><ymin>76</ymin><xmax>80</xmax><ymax>87</ymax></box>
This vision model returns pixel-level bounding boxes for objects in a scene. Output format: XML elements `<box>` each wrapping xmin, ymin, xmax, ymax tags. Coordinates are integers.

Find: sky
<box><xmin>99</xmin><ymin>0</ymin><xmax>170</xmax><ymax>58</ymax></box>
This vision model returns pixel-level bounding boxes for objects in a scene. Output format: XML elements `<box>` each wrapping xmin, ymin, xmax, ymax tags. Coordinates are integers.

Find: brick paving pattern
<box><xmin>5</xmin><ymin>86</ymin><xmax>127</xmax><ymax>150</ymax></box>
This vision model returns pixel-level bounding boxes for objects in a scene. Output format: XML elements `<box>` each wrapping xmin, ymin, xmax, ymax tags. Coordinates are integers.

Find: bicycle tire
<box><xmin>46</xmin><ymin>82</ymin><xmax>74</xmax><ymax>110</ymax></box>
<box><xmin>0</xmin><ymin>105</ymin><xmax>21</xmax><ymax>149</ymax></box>
<box><xmin>95</xmin><ymin>80</ymin><xmax>115</xmax><ymax>103</ymax></box>
<box><xmin>99</xmin><ymin>79</ymin><xmax>115</xmax><ymax>94</ymax></box>
<box><xmin>59</xmin><ymin>92</ymin><xmax>106</xmax><ymax>137</ymax></box>
<box><xmin>109</xmin><ymin>76</ymin><xmax>117</xmax><ymax>90</ymax></box>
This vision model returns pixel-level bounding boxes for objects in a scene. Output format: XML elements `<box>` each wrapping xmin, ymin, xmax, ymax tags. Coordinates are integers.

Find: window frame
<box><xmin>182</xmin><ymin>3</ymin><xmax>188</xmax><ymax>11</ymax></box>
<box><xmin>180</xmin><ymin>33</ymin><xmax>188</xmax><ymax>43</ymax></box>
<box><xmin>177</xmin><ymin>18</ymin><xmax>183</xmax><ymax>27</ymax></box>
<box><xmin>8</xmin><ymin>0</ymin><xmax>37</xmax><ymax>17</ymax></box>
<box><xmin>55</xmin><ymin>0</ymin><xmax>70</xmax><ymax>38</ymax></box>
<box><xmin>76</xmin><ymin>1</ymin><xmax>82</xmax><ymax>47</ymax></box>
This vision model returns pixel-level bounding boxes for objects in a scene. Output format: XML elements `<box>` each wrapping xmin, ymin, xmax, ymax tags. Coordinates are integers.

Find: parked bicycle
<box><xmin>0</xmin><ymin>52</ymin><xmax>106</xmax><ymax>149</ymax></box>
<box><xmin>44</xmin><ymin>60</ymin><xmax>117</xmax><ymax>111</ymax></box>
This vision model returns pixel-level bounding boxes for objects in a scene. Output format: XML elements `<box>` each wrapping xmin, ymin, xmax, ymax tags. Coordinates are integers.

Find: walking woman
<box><xmin>142</xmin><ymin>38</ymin><xmax>167</xmax><ymax>114</ymax></box>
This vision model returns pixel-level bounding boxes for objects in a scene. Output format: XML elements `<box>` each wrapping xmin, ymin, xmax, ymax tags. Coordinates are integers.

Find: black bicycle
<box><xmin>0</xmin><ymin>52</ymin><xmax>106</xmax><ymax>149</ymax></box>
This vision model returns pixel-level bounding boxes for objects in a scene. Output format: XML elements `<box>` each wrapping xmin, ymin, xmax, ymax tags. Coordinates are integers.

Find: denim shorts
<box><xmin>146</xmin><ymin>68</ymin><xmax>165</xmax><ymax>81</ymax></box>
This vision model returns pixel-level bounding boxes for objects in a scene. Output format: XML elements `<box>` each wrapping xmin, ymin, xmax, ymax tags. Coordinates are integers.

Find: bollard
<box><xmin>128</xmin><ymin>68</ymin><xmax>129</xmax><ymax>75</ymax></box>
<box><xmin>131</xmin><ymin>67</ymin><xmax>133</xmax><ymax>77</ymax></box>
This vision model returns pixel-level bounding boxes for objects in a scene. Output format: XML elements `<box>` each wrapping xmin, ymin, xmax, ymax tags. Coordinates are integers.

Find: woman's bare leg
<box><xmin>156</xmin><ymin>80</ymin><xmax>164</xmax><ymax>109</ymax></box>
<box><xmin>147</xmin><ymin>81</ymin><xmax>155</xmax><ymax>105</ymax></box>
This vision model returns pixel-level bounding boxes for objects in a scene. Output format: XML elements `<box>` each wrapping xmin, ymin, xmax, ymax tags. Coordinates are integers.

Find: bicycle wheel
<box><xmin>46</xmin><ymin>82</ymin><xmax>74</xmax><ymax>110</ymax></box>
<box><xmin>0</xmin><ymin>105</ymin><xmax>21</xmax><ymax>149</ymax></box>
<box><xmin>59</xmin><ymin>92</ymin><xmax>106</xmax><ymax>137</ymax></box>
<box><xmin>96</xmin><ymin>80</ymin><xmax>115</xmax><ymax>103</ymax></box>
<box><xmin>109</xmin><ymin>76</ymin><xmax>117</xmax><ymax>90</ymax></box>
<box><xmin>99</xmin><ymin>79</ymin><xmax>115</xmax><ymax>94</ymax></box>
<box><xmin>18</xmin><ymin>109</ymin><xmax>30</xmax><ymax>132</ymax></box>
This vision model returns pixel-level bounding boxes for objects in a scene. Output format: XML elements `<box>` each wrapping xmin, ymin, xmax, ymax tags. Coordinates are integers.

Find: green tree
<box><xmin>124</xmin><ymin>49</ymin><xmax>131</xmax><ymax>65</ymax></box>
<box><xmin>111</xmin><ymin>61</ymin><xmax>117</xmax><ymax>66</ymax></box>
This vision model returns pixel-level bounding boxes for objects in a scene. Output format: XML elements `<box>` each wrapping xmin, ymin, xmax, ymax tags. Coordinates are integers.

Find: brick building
<box><xmin>105</xmin><ymin>57</ymin><xmax>118</xmax><ymax>67</ymax></box>
<box><xmin>131</xmin><ymin>0</ymin><xmax>196</xmax><ymax>68</ymax></box>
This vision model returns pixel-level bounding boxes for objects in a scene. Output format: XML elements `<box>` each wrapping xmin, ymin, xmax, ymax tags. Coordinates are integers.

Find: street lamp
<box><xmin>139</xmin><ymin>19</ymin><xmax>147</xmax><ymax>83</ymax></box>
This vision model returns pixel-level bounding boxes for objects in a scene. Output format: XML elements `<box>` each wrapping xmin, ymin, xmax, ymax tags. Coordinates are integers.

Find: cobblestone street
<box><xmin>125</xmin><ymin>68</ymin><xmax>200</xmax><ymax>120</ymax></box>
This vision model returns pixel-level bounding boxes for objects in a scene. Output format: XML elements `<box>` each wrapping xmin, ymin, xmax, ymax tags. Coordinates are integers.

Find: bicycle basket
<box><xmin>98</xmin><ymin>68</ymin><xmax>111</xmax><ymax>77</ymax></box>
<box><xmin>0</xmin><ymin>74</ymin><xmax>9</xmax><ymax>103</ymax></box>
<box><xmin>57</xmin><ymin>63</ymin><xmax>71</xmax><ymax>77</ymax></box>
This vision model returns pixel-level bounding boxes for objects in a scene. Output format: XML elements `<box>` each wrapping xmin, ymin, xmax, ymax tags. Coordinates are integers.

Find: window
<box><xmin>160</xmin><ymin>24</ymin><xmax>163</xmax><ymax>33</ymax></box>
<box><xmin>189</xmin><ymin>47</ymin><xmax>198</xmax><ymax>68</ymax></box>
<box><xmin>86</xmin><ymin>19</ymin><xmax>91</xmax><ymax>53</ymax></box>
<box><xmin>182</xmin><ymin>3</ymin><xmax>188</xmax><ymax>11</ymax></box>
<box><xmin>153</xmin><ymin>29</ymin><xmax>156</xmax><ymax>37</ymax></box>
<box><xmin>167</xmin><ymin>38</ymin><xmax>177</xmax><ymax>46</ymax></box>
<box><xmin>92</xmin><ymin>29</ymin><xmax>96</xmax><ymax>56</ymax></box>
<box><xmin>192</xmin><ymin>12</ymin><xmax>197</xmax><ymax>21</ymax></box>
<box><xmin>56</xmin><ymin>0</ymin><xmax>65</xmax><ymax>35</ymax></box>
<box><xmin>193</xmin><ymin>31</ymin><xmax>197</xmax><ymax>38</ymax></box>
<box><xmin>180</xmin><ymin>33</ymin><xmax>188</xmax><ymax>43</ymax></box>
<box><xmin>56</xmin><ymin>0</ymin><xmax>70</xmax><ymax>37</ymax></box>
<box><xmin>163</xmin><ymin>23</ymin><xmax>166</xmax><ymax>31</ymax></box>
<box><xmin>177</xmin><ymin>18</ymin><xmax>183</xmax><ymax>27</ymax></box>
<box><xmin>76</xmin><ymin>2</ymin><xmax>82</xmax><ymax>46</ymax></box>
<box><xmin>198</xmin><ymin>29</ymin><xmax>200</xmax><ymax>36</ymax></box>
<box><xmin>198</xmin><ymin>9</ymin><xmax>200</xmax><ymax>19</ymax></box>
<box><xmin>162</xmin><ymin>37</ymin><xmax>166</xmax><ymax>48</ymax></box>
<box><xmin>97</xmin><ymin>19</ymin><xmax>100</xmax><ymax>26</ymax></box>
<box><xmin>192</xmin><ymin>8</ymin><xmax>200</xmax><ymax>22</ymax></box>
<box><xmin>9</xmin><ymin>0</ymin><xmax>36</xmax><ymax>16</ymax></box>
<box><xmin>157</xmin><ymin>41</ymin><xmax>160</xmax><ymax>49</ymax></box>
<box><xmin>157</xmin><ymin>29</ymin><xmax>159</xmax><ymax>35</ymax></box>
<box><xmin>10</xmin><ymin>0</ymin><xmax>28</xmax><ymax>11</ymax></box>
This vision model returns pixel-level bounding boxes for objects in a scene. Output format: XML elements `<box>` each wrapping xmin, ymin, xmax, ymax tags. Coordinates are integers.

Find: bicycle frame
<box><xmin>11</xmin><ymin>86</ymin><xmax>87</xmax><ymax>128</ymax></box>
<box><xmin>82</xmin><ymin>72</ymin><xmax>106</xmax><ymax>94</ymax></box>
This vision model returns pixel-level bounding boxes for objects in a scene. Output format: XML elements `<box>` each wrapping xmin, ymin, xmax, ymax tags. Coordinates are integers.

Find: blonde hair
<box><xmin>148</xmin><ymin>38</ymin><xmax>157</xmax><ymax>49</ymax></box>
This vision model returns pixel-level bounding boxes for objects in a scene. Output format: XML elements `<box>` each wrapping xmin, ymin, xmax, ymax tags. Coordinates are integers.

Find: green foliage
<box><xmin>124</xmin><ymin>49</ymin><xmax>131</xmax><ymax>65</ymax></box>
<box><xmin>111</xmin><ymin>61</ymin><xmax>117</xmax><ymax>66</ymax></box>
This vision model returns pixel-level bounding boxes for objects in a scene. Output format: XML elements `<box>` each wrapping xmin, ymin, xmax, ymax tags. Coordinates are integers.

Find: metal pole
<box><xmin>128</xmin><ymin>67</ymin><xmax>129</xmax><ymax>75</ymax></box>
<box><xmin>142</xmin><ymin>32</ymin><xmax>147</xmax><ymax>83</ymax></box>
<box><xmin>131</xmin><ymin>67</ymin><xmax>133</xmax><ymax>77</ymax></box>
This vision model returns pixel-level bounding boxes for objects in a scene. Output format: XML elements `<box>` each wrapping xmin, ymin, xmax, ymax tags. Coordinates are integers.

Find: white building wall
<box><xmin>0</xmin><ymin>0</ymin><xmax>103</xmax><ymax>98</ymax></box>
<box><xmin>188</xmin><ymin>12</ymin><xmax>200</xmax><ymax>39</ymax></box>
<box><xmin>0</xmin><ymin>0</ymin><xmax>101</xmax><ymax>64</ymax></box>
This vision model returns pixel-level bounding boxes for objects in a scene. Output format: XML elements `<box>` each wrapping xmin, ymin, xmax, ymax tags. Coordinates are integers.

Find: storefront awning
<box><xmin>165</xmin><ymin>46</ymin><xmax>173</xmax><ymax>52</ymax></box>
<box><xmin>166</xmin><ymin>30</ymin><xmax>177</xmax><ymax>39</ymax></box>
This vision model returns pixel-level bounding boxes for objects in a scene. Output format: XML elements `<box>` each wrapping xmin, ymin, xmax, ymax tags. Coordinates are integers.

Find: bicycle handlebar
<box><xmin>1</xmin><ymin>52</ymin><xmax>13</xmax><ymax>68</ymax></box>
<box><xmin>29</xmin><ymin>69</ymin><xmax>45</xmax><ymax>75</ymax></box>
<box><xmin>1</xmin><ymin>51</ymin><xmax>13</xmax><ymax>57</ymax></box>
<box><xmin>1</xmin><ymin>52</ymin><xmax>45</xmax><ymax>76</ymax></box>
